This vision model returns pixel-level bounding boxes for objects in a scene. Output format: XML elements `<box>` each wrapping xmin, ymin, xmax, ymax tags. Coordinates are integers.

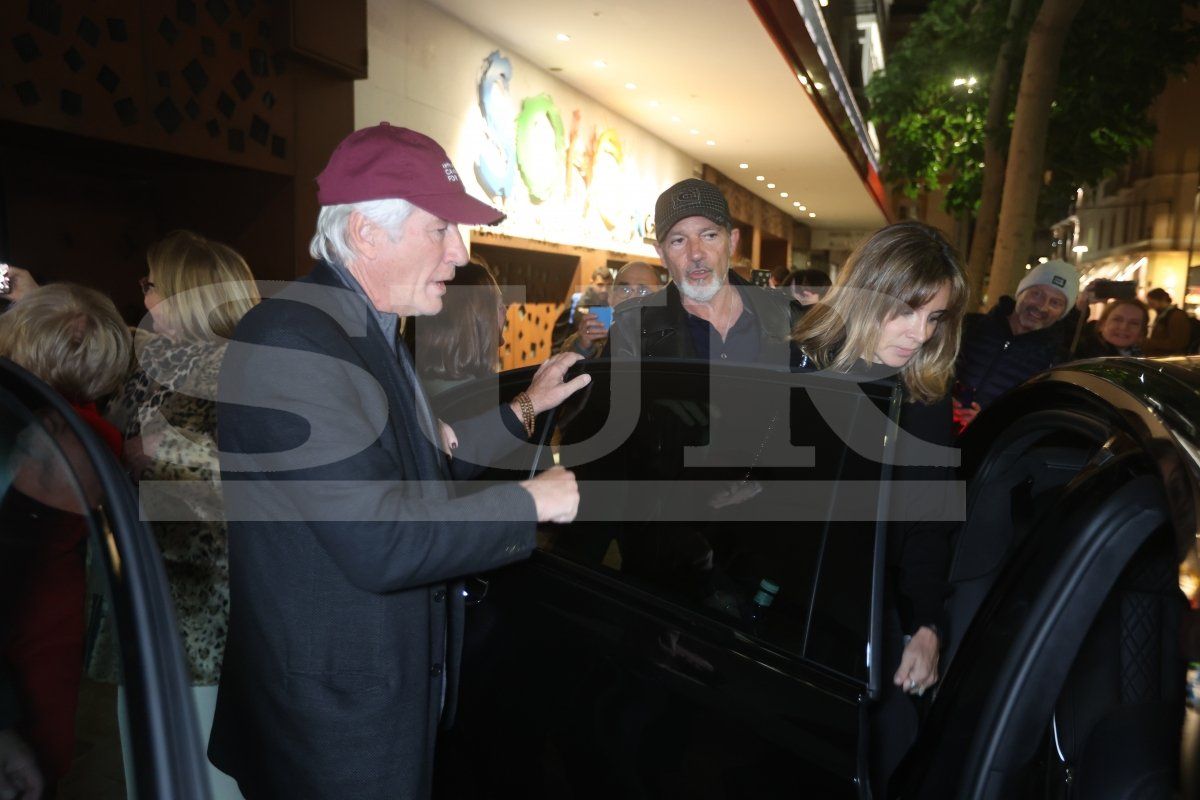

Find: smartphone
<box><xmin>1092</xmin><ymin>280</ymin><xmax>1137</xmax><ymax>301</ymax></box>
<box><xmin>590</xmin><ymin>306</ymin><xmax>613</xmax><ymax>329</ymax></box>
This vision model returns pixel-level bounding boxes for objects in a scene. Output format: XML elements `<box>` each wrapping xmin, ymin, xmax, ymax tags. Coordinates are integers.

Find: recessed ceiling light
<box><xmin>767</xmin><ymin>183</ymin><xmax>776</xmax><ymax>189</ymax></box>
<box><xmin>689</xmin><ymin>128</ymin><xmax>699</xmax><ymax>135</ymax></box>
<box><xmin>648</xmin><ymin>99</ymin><xmax>660</xmax><ymax>108</ymax></box>
<box><xmin>793</xmin><ymin>201</ymin><xmax>801</xmax><ymax>207</ymax></box>
<box><xmin>780</xmin><ymin>192</ymin><xmax>788</xmax><ymax>198</ymax></box>
<box><xmin>625</xmin><ymin>82</ymin><xmax>637</xmax><ymax>90</ymax></box>
<box><xmin>593</xmin><ymin>59</ymin><xmax>607</xmax><ymax>69</ymax></box>
<box><xmin>755</xmin><ymin>175</ymin><xmax>765</xmax><ymax>181</ymax></box>
<box><xmin>808</xmin><ymin>212</ymin><xmax>816</xmax><ymax>218</ymax></box>
<box><xmin>706</xmin><ymin>140</ymin><xmax>716</xmax><ymax>146</ymax></box>
<box><xmin>556</xmin><ymin>33</ymin><xmax>571</xmax><ymax>42</ymax></box>
<box><xmin>798</xmin><ymin>205</ymin><xmax>806</xmax><ymax>211</ymax></box>
<box><xmin>813</xmin><ymin>82</ymin><xmax>825</xmax><ymax>91</ymax></box>
<box><xmin>739</xmin><ymin>163</ymin><xmax>749</xmax><ymax>169</ymax></box>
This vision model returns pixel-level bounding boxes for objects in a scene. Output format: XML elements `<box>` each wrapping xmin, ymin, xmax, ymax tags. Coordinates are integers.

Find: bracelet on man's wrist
<box><xmin>515</xmin><ymin>392</ymin><xmax>536</xmax><ymax>438</ymax></box>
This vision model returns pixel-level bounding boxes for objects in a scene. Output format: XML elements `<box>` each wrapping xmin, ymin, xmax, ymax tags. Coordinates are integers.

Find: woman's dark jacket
<box><xmin>793</xmin><ymin>352</ymin><xmax>956</xmax><ymax>637</ymax></box>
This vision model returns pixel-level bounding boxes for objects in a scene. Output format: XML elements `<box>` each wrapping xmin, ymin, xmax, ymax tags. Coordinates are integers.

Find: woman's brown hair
<box><xmin>792</xmin><ymin>221</ymin><xmax>968</xmax><ymax>403</ymax></box>
<box><xmin>414</xmin><ymin>261</ymin><xmax>503</xmax><ymax>381</ymax></box>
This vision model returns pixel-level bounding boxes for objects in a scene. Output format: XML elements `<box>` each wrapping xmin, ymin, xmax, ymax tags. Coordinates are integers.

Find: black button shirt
<box><xmin>684</xmin><ymin>296</ymin><xmax>762</xmax><ymax>363</ymax></box>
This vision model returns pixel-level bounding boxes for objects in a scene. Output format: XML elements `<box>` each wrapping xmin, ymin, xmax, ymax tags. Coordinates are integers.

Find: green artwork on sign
<box><xmin>515</xmin><ymin>93</ymin><xmax>566</xmax><ymax>204</ymax></box>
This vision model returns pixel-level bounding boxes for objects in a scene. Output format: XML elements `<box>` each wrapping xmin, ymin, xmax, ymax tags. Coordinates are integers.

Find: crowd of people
<box><xmin>0</xmin><ymin>121</ymin><xmax>1196</xmax><ymax>799</ymax></box>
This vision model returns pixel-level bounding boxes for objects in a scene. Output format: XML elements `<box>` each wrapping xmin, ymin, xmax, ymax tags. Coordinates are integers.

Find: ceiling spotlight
<box><xmin>808</xmin><ymin>212</ymin><xmax>816</xmax><ymax>218</ymax></box>
<box><xmin>798</xmin><ymin>205</ymin><xmax>806</xmax><ymax>211</ymax></box>
<box><xmin>793</xmin><ymin>201</ymin><xmax>801</xmax><ymax>207</ymax></box>
<box><xmin>706</xmin><ymin>140</ymin><xmax>716</xmax><ymax>146</ymax></box>
<box><xmin>593</xmin><ymin>59</ymin><xmax>607</xmax><ymax>69</ymax></box>
<box><xmin>1072</xmin><ymin>245</ymin><xmax>1089</xmax><ymax>254</ymax></box>
<box><xmin>767</xmin><ymin>183</ymin><xmax>776</xmax><ymax>189</ymax></box>
<box><xmin>780</xmin><ymin>192</ymin><xmax>788</xmax><ymax>198</ymax></box>
<box><xmin>755</xmin><ymin>175</ymin><xmax>765</xmax><ymax>181</ymax></box>
<box><xmin>739</xmin><ymin>163</ymin><xmax>749</xmax><ymax>169</ymax></box>
<box><xmin>1038</xmin><ymin>256</ymin><xmax>1049</xmax><ymax>264</ymax></box>
<box><xmin>625</xmin><ymin>82</ymin><xmax>637</xmax><ymax>90</ymax></box>
<box><xmin>814</xmin><ymin>82</ymin><xmax>825</xmax><ymax>91</ymax></box>
<box><xmin>798</xmin><ymin>74</ymin><xmax>809</xmax><ymax>86</ymax></box>
<box><xmin>556</xmin><ymin>33</ymin><xmax>571</xmax><ymax>42</ymax></box>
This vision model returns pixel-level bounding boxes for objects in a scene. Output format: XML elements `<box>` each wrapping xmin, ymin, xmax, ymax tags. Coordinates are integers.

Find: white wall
<box><xmin>357</xmin><ymin>0</ymin><xmax>699</xmax><ymax>258</ymax></box>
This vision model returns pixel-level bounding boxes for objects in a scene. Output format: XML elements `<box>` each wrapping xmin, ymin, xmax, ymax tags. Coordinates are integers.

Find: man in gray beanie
<box><xmin>953</xmin><ymin>260</ymin><xmax>1078</xmax><ymax>432</ymax></box>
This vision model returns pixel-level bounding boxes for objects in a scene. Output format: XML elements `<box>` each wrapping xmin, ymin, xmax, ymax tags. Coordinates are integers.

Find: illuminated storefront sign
<box><xmin>470</xmin><ymin>50</ymin><xmax>657</xmax><ymax>256</ymax></box>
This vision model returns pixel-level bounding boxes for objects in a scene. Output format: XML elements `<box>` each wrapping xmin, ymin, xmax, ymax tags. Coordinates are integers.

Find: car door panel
<box><xmin>439</xmin><ymin>362</ymin><xmax>899</xmax><ymax>799</ymax></box>
<box><xmin>0</xmin><ymin>358</ymin><xmax>207</xmax><ymax>799</ymax></box>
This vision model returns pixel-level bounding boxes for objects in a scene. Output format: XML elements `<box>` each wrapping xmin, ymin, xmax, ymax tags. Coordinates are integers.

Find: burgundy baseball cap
<box><xmin>316</xmin><ymin>122</ymin><xmax>504</xmax><ymax>225</ymax></box>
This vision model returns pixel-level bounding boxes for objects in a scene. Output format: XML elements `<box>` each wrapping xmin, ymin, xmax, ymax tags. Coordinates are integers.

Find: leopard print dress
<box><xmin>91</xmin><ymin>333</ymin><xmax>230</xmax><ymax>686</ymax></box>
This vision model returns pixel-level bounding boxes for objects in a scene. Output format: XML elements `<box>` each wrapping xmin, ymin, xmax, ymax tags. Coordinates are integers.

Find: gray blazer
<box><xmin>208</xmin><ymin>262</ymin><xmax>536</xmax><ymax>799</ymax></box>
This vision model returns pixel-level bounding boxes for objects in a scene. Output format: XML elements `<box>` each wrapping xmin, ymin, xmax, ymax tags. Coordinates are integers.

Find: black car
<box><xmin>431</xmin><ymin>357</ymin><xmax>1200</xmax><ymax>799</ymax></box>
<box><xmin>4</xmin><ymin>354</ymin><xmax>1198</xmax><ymax>799</ymax></box>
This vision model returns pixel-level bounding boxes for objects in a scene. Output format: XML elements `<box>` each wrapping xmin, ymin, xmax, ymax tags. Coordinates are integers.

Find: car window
<box><xmin>539</xmin><ymin>362</ymin><xmax>897</xmax><ymax>683</ymax></box>
<box><xmin>0</xmin><ymin>362</ymin><xmax>207</xmax><ymax>799</ymax></box>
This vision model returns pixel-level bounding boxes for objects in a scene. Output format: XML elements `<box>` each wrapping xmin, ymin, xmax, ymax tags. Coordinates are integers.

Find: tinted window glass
<box><xmin>0</xmin><ymin>392</ymin><xmax>130</xmax><ymax>795</ymax></box>
<box><xmin>0</xmin><ymin>370</ymin><xmax>205</xmax><ymax>799</ymax></box>
<box><xmin>538</xmin><ymin>363</ymin><xmax>896</xmax><ymax>682</ymax></box>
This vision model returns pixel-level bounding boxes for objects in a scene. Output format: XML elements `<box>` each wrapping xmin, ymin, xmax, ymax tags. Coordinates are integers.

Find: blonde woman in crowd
<box><xmin>93</xmin><ymin>230</ymin><xmax>259</xmax><ymax>799</ymax></box>
<box><xmin>0</xmin><ymin>283</ymin><xmax>130</xmax><ymax>793</ymax></box>
<box><xmin>792</xmin><ymin>221</ymin><xmax>967</xmax><ymax>788</ymax></box>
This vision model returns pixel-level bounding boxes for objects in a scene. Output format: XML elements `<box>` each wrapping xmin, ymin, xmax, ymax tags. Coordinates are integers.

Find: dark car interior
<box><xmin>905</xmin><ymin>401</ymin><xmax>1191</xmax><ymax>799</ymax></box>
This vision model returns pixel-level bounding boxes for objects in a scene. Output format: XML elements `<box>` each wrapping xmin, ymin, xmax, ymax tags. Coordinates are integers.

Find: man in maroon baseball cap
<box><xmin>209</xmin><ymin>124</ymin><xmax>589</xmax><ymax>800</ymax></box>
<box><xmin>315</xmin><ymin>122</ymin><xmax>504</xmax><ymax>225</ymax></box>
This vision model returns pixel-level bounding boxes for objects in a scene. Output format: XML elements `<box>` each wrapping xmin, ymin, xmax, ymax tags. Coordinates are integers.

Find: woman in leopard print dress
<box><xmin>95</xmin><ymin>230</ymin><xmax>259</xmax><ymax>798</ymax></box>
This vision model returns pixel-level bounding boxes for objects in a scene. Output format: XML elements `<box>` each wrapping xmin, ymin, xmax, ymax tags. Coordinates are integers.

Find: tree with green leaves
<box><xmin>868</xmin><ymin>0</ymin><xmax>1200</xmax><ymax>306</ymax></box>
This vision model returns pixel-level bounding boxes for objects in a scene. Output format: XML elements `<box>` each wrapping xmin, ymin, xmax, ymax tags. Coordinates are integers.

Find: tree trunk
<box><xmin>966</xmin><ymin>0</ymin><xmax>1028</xmax><ymax>311</ymax></box>
<box><xmin>988</xmin><ymin>0</ymin><xmax>1085</xmax><ymax>300</ymax></box>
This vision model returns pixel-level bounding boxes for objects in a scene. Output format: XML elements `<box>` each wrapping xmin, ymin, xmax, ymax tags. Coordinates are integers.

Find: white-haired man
<box><xmin>209</xmin><ymin>123</ymin><xmax>587</xmax><ymax>799</ymax></box>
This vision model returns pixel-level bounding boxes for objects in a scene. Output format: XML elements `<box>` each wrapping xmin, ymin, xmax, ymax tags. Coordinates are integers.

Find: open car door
<box><xmin>1</xmin><ymin>357</ymin><xmax>208</xmax><ymax>799</ymax></box>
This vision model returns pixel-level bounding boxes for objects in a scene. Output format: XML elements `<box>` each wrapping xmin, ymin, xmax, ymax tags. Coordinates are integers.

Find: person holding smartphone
<box><xmin>561</xmin><ymin>261</ymin><xmax>661</xmax><ymax>357</ymax></box>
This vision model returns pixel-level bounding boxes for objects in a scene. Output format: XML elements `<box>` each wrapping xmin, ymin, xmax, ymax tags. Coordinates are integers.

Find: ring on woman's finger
<box><xmin>906</xmin><ymin>679</ymin><xmax>916</xmax><ymax>691</ymax></box>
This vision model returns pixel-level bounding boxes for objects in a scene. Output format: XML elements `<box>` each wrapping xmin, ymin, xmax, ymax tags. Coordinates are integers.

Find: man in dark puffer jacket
<box><xmin>954</xmin><ymin>260</ymin><xmax>1078</xmax><ymax>432</ymax></box>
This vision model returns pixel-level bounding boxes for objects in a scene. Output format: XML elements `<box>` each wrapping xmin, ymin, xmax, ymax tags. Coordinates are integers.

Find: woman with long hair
<box><xmin>97</xmin><ymin>230</ymin><xmax>260</xmax><ymax>799</ymax></box>
<box><xmin>414</xmin><ymin>260</ymin><xmax>505</xmax><ymax>400</ymax></box>
<box><xmin>792</xmin><ymin>220</ymin><xmax>968</xmax><ymax>788</ymax></box>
